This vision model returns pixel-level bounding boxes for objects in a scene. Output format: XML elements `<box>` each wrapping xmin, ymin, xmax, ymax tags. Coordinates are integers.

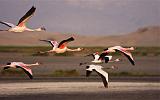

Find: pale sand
<box><xmin>0</xmin><ymin>82</ymin><xmax>159</xmax><ymax>96</ymax></box>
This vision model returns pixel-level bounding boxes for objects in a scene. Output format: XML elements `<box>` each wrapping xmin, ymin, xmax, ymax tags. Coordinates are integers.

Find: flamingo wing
<box><xmin>115</xmin><ymin>48</ymin><xmax>135</xmax><ymax>65</ymax></box>
<box><xmin>16</xmin><ymin>64</ymin><xmax>33</xmax><ymax>79</ymax></box>
<box><xmin>94</xmin><ymin>68</ymin><xmax>108</xmax><ymax>88</ymax></box>
<box><xmin>58</xmin><ymin>37</ymin><xmax>74</xmax><ymax>49</ymax></box>
<box><xmin>17</xmin><ymin>6</ymin><xmax>36</xmax><ymax>27</ymax></box>
<box><xmin>0</xmin><ymin>21</ymin><xmax>16</xmax><ymax>28</ymax></box>
<box><xmin>40</xmin><ymin>39</ymin><xmax>57</xmax><ymax>47</ymax></box>
<box><xmin>98</xmin><ymin>52</ymin><xmax>108</xmax><ymax>60</ymax></box>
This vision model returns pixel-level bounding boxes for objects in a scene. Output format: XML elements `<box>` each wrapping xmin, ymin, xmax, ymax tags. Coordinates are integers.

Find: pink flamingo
<box><xmin>40</xmin><ymin>37</ymin><xmax>82</xmax><ymax>54</ymax></box>
<box><xmin>0</xmin><ymin>6</ymin><xmax>46</xmax><ymax>32</ymax></box>
<box><xmin>99</xmin><ymin>46</ymin><xmax>135</xmax><ymax>65</ymax></box>
<box><xmin>2</xmin><ymin>62</ymin><xmax>39</xmax><ymax>79</ymax></box>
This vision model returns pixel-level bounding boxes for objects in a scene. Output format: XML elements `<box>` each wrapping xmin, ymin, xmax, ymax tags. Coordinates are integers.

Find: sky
<box><xmin>0</xmin><ymin>0</ymin><xmax>160</xmax><ymax>35</ymax></box>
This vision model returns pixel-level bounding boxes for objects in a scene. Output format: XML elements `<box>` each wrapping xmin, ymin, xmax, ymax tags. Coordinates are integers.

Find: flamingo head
<box><xmin>35</xmin><ymin>62</ymin><xmax>40</xmax><ymax>65</ymax></box>
<box><xmin>86</xmin><ymin>66</ymin><xmax>90</xmax><ymax>69</ymax></box>
<box><xmin>130</xmin><ymin>47</ymin><xmax>135</xmax><ymax>50</ymax></box>
<box><xmin>40</xmin><ymin>26</ymin><xmax>46</xmax><ymax>31</ymax></box>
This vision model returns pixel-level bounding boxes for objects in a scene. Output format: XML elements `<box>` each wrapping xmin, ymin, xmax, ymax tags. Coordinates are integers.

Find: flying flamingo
<box><xmin>2</xmin><ymin>62</ymin><xmax>39</xmax><ymax>79</ymax></box>
<box><xmin>0</xmin><ymin>6</ymin><xmax>46</xmax><ymax>32</ymax></box>
<box><xmin>86</xmin><ymin>52</ymin><xmax>120</xmax><ymax>64</ymax></box>
<box><xmin>99</xmin><ymin>46</ymin><xmax>135</xmax><ymax>65</ymax></box>
<box><xmin>79</xmin><ymin>52</ymin><xmax>120</xmax><ymax>66</ymax></box>
<box><xmin>40</xmin><ymin>37</ymin><xmax>83</xmax><ymax>54</ymax></box>
<box><xmin>86</xmin><ymin>64</ymin><xmax>115</xmax><ymax>88</ymax></box>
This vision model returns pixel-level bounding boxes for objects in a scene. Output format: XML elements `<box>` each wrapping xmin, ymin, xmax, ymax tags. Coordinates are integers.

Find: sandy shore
<box><xmin>0</xmin><ymin>82</ymin><xmax>159</xmax><ymax>95</ymax></box>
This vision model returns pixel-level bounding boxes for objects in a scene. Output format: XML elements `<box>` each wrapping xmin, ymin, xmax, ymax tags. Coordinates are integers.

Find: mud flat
<box><xmin>0</xmin><ymin>81</ymin><xmax>159</xmax><ymax>100</ymax></box>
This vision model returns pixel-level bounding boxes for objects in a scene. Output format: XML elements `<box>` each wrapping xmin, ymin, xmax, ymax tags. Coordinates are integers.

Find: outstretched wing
<box><xmin>40</xmin><ymin>39</ymin><xmax>58</xmax><ymax>47</ymax></box>
<box><xmin>94</xmin><ymin>68</ymin><xmax>108</xmax><ymax>88</ymax></box>
<box><xmin>17</xmin><ymin>6</ymin><xmax>36</xmax><ymax>27</ymax></box>
<box><xmin>58</xmin><ymin>37</ymin><xmax>74</xmax><ymax>49</ymax></box>
<box><xmin>0</xmin><ymin>21</ymin><xmax>16</xmax><ymax>28</ymax></box>
<box><xmin>16</xmin><ymin>64</ymin><xmax>33</xmax><ymax>79</ymax></box>
<box><xmin>115</xmin><ymin>48</ymin><xmax>135</xmax><ymax>65</ymax></box>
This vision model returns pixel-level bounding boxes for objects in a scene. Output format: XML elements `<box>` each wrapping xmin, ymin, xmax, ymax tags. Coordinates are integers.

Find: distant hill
<box><xmin>0</xmin><ymin>26</ymin><xmax>159</xmax><ymax>47</ymax></box>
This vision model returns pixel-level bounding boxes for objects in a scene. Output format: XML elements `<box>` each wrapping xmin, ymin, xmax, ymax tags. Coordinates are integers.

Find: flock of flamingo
<box><xmin>0</xmin><ymin>6</ymin><xmax>135</xmax><ymax>88</ymax></box>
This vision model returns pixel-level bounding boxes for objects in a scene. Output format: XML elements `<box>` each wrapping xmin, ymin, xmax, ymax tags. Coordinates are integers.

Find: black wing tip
<box><xmin>132</xmin><ymin>62</ymin><xmax>135</xmax><ymax>66</ymax></box>
<box><xmin>31</xmin><ymin>6</ymin><xmax>36</xmax><ymax>10</ymax></box>
<box><xmin>29</xmin><ymin>75</ymin><xmax>33</xmax><ymax>79</ymax></box>
<box><xmin>96</xmin><ymin>71</ymin><xmax>109</xmax><ymax>88</ymax></box>
<box><xmin>102</xmin><ymin>77</ymin><xmax>108</xmax><ymax>88</ymax></box>
<box><xmin>104</xmin><ymin>83</ymin><xmax>108</xmax><ymax>88</ymax></box>
<box><xmin>68</xmin><ymin>37</ymin><xmax>75</xmax><ymax>41</ymax></box>
<box><xmin>130</xmin><ymin>59</ymin><xmax>135</xmax><ymax>66</ymax></box>
<box><xmin>27</xmin><ymin>72</ymin><xmax>33</xmax><ymax>79</ymax></box>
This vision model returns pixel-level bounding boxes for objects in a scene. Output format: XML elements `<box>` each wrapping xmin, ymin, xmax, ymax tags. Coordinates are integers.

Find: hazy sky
<box><xmin>0</xmin><ymin>0</ymin><xmax>160</xmax><ymax>35</ymax></box>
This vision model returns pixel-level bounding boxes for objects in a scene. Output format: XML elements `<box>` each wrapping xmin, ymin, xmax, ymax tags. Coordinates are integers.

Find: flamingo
<box><xmin>86</xmin><ymin>52</ymin><xmax>120</xmax><ymax>64</ymax></box>
<box><xmin>0</xmin><ymin>6</ymin><xmax>46</xmax><ymax>32</ymax></box>
<box><xmin>2</xmin><ymin>62</ymin><xmax>39</xmax><ymax>79</ymax></box>
<box><xmin>99</xmin><ymin>46</ymin><xmax>135</xmax><ymax>65</ymax></box>
<box><xmin>86</xmin><ymin>64</ymin><xmax>113</xmax><ymax>88</ymax></box>
<box><xmin>40</xmin><ymin>37</ymin><xmax>82</xmax><ymax>54</ymax></box>
<box><xmin>79</xmin><ymin>52</ymin><xmax>120</xmax><ymax>66</ymax></box>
